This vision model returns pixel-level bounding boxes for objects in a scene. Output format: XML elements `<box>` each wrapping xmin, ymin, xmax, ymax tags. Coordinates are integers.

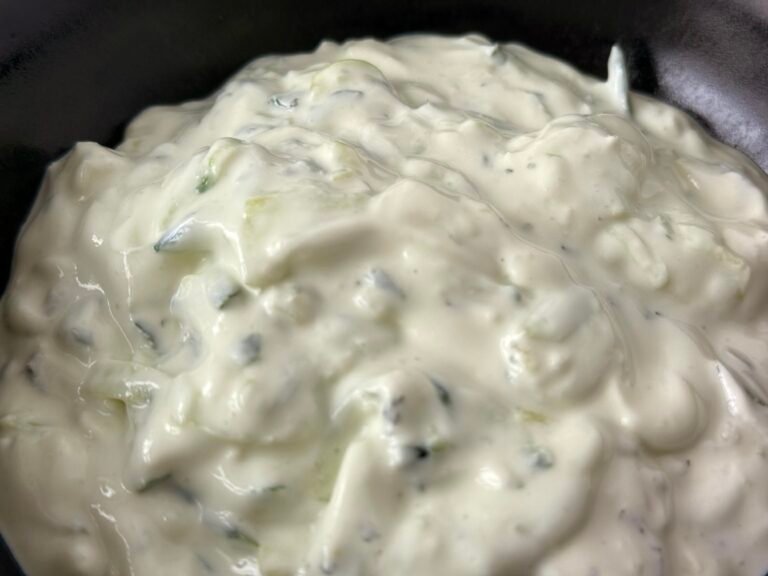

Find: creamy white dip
<box><xmin>1</xmin><ymin>35</ymin><xmax>767</xmax><ymax>576</ymax></box>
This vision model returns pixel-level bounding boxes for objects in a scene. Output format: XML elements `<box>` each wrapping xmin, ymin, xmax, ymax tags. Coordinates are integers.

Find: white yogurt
<box><xmin>1</xmin><ymin>35</ymin><xmax>767</xmax><ymax>576</ymax></box>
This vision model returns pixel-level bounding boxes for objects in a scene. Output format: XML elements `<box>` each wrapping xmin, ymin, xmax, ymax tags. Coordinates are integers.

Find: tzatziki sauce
<box><xmin>1</xmin><ymin>35</ymin><xmax>767</xmax><ymax>576</ymax></box>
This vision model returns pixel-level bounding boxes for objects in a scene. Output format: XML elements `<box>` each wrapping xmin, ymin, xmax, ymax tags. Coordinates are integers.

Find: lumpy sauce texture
<box><xmin>1</xmin><ymin>35</ymin><xmax>767</xmax><ymax>576</ymax></box>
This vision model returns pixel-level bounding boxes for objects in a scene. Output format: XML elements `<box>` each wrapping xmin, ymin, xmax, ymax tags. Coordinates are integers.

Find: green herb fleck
<box><xmin>224</xmin><ymin>525</ymin><xmax>260</xmax><ymax>548</ymax></box>
<box><xmin>261</xmin><ymin>484</ymin><xmax>287</xmax><ymax>494</ymax></box>
<box><xmin>133</xmin><ymin>320</ymin><xmax>158</xmax><ymax>350</ymax></box>
<box><xmin>196</xmin><ymin>171</ymin><xmax>215</xmax><ymax>193</ymax></box>
<box><xmin>525</xmin><ymin>446</ymin><xmax>555</xmax><ymax>470</ymax></box>
<box><xmin>232</xmin><ymin>333</ymin><xmax>262</xmax><ymax>365</ymax></box>
<box><xmin>153</xmin><ymin>219</ymin><xmax>191</xmax><ymax>253</ymax></box>
<box><xmin>429</xmin><ymin>377</ymin><xmax>452</xmax><ymax>407</ymax></box>
<box><xmin>405</xmin><ymin>444</ymin><xmax>431</xmax><ymax>463</ymax></box>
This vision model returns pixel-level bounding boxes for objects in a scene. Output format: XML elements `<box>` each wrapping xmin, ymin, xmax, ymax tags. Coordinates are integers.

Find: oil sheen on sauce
<box><xmin>0</xmin><ymin>35</ymin><xmax>767</xmax><ymax>576</ymax></box>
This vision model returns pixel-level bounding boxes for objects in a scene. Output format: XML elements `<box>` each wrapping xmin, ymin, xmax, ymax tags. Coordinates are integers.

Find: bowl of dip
<box><xmin>1</xmin><ymin>1</ymin><xmax>767</xmax><ymax>575</ymax></box>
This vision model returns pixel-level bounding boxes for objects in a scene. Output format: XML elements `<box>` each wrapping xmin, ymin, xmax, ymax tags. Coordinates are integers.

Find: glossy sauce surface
<box><xmin>1</xmin><ymin>35</ymin><xmax>768</xmax><ymax>576</ymax></box>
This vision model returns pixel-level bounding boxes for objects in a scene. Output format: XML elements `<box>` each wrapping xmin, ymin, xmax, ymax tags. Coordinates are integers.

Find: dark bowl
<box><xmin>2</xmin><ymin>0</ymin><xmax>768</xmax><ymax>574</ymax></box>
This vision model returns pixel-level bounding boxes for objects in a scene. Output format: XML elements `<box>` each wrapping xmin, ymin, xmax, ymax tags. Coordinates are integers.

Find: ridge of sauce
<box><xmin>1</xmin><ymin>35</ymin><xmax>767</xmax><ymax>576</ymax></box>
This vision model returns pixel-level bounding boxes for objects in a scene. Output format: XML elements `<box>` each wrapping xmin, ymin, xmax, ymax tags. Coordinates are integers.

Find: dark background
<box><xmin>1</xmin><ymin>0</ymin><xmax>768</xmax><ymax>574</ymax></box>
